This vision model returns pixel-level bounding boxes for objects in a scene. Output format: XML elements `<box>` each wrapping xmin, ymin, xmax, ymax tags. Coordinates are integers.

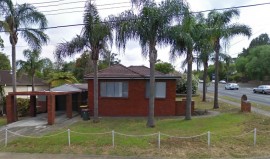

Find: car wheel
<box><xmin>262</xmin><ymin>90</ymin><xmax>265</xmax><ymax>94</ymax></box>
<box><xmin>236</xmin><ymin>88</ymin><xmax>239</xmax><ymax>90</ymax></box>
<box><xmin>253</xmin><ymin>90</ymin><xmax>256</xmax><ymax>93</ymax></box>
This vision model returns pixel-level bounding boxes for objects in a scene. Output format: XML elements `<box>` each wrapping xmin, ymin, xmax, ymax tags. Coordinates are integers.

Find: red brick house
<box><xmin>84</xmin><ymin>64</ymin><xmax>182</xmax><ymax>116</ymax></box>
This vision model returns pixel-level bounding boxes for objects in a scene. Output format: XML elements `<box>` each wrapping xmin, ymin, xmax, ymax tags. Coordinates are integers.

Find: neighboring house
<box><xmin>84</xmin><ymin>64</ymin><xmax>181</xmax><ymax>116</ymax></box>
<box><xmin>0</xmin><ymin>70</ymin><xmax>49</xmax><ymax>96</ymax></box>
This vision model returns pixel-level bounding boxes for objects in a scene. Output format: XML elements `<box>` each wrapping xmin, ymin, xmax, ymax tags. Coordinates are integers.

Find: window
<box><xmin>146</xmin><ymin>82</ymin><xmax>166</xmax><ymax>98</ymax></box>
<box><xmin>100</xmin><ymin>82</ymin><xmax>128</xmax><ymax>97</ymax></box>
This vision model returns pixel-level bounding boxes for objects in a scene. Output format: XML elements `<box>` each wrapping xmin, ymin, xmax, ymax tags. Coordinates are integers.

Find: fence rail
<box><xmin>2</xmin><ymin>128</ymin><xmax>261</xmax><ymax>148</ymax></box>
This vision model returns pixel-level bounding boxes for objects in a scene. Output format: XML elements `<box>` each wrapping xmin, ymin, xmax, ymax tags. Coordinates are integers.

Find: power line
<box><xmin>39</xmin><ymin>2</ymin><xmax>131</xmax><ymax>13</ymax></box>
<box><xmin>30</xmin><ymin>0</ymin><xmax>66</xmax><ymax>5</ymax></box>
<box><xmin>44</xmin><ymin>5</ymin><xmax>131</xmax><ymax>16</ymax></box>
<box><xmin>35</xmin><ymin>1</ymin><xmax>86</xmax><ymax>8</ymax></box>
<box><xmin>2</xmin><ymin>1</ymin><xmax>270</xmax><ymax>32</ymax></box>
<box><xmin>192</xmin><ymin>1</ymin><xmax>270</xmax><ymax>14</ymax></box>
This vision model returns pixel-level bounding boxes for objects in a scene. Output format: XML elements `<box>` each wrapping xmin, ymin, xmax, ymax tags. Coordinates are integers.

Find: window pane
<box><xmin>122</xmin><ymin>82</ymin><xmax>128</xmax><ymax>97</ymax></box>
<box><xmin>146</xmin><ymin>82</ymin><xmax>166</xmax><ymax>98</ymax></box>
<box><xmin>156</xmin><ymin>82</ymin><xmax>166</xmax><ymax>98</ymax></box>
<box><xmin>114</xmin><ymin>82</ymin><xmax>122</xmax><ymax>97</ymax></box>
<box><xmin>106</xmin><ymin>82</ymin><xmax>114</xmax><ymax>97</ymax></box>
<box><xmin>100</xmin><ymin>82</ymin><xmax>106</xmax><ymax>97</ymax></box>
<box><xmin>145</xmin><ymin>82</ymin><xmax>150</xmax><ymax>98</ymax></box>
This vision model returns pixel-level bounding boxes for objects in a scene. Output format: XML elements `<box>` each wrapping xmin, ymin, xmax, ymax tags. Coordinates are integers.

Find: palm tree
<box><xmin>55</xmin><ymin>2</ymin><xmax>113</xmax><ymax>123</ymax></box>
<box><xmin>48</xmin><ymin>72</ymin><xmax>79</xmax><ymax>88</ymax></box>
<box><xmin>0</xmin><ymin>0</ymin><xmax>49</xmax><ymax>93</ymax></box>
<box><xmin>111</xmin><ymin>0</ymin><xmax>185</xmax><ymax>127</ymax></box>
<box><xmin>166</xmin><ymin>11</ymin><xmax>203</xmax><ymax>120</ymax></box>
<box><xmin>206</xmin><ymin>9</ymin><xmax>251</xmax><ymax>109</ymax></box>
<box><xmin>17</xmin><ymin>49</ymin><xmax>50</xmax><ymax>91</ymax></box>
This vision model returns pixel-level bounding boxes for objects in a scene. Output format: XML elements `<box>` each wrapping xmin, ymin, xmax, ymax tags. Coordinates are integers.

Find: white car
<box><xmin>225</xmin><ymin>83</ymin><xmax>239</xmax><ymax>90</ymax></box>
<box><xmin>253</xmin><ymin>85</ymin><xmax>270</xmax><ymax>94</ymax></box>
<box><xmin>219</xmin><ymin>80</ymin><xmax>226</xmax><ymax>84</ymax></box>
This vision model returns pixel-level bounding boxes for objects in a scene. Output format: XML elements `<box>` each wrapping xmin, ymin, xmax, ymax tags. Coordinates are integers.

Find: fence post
<box><xmin>207</xmin><ymin>131</ymin><xmax>210</xmax><ymax>147</ymax></box>
<box><xmin>5</xmin><ymin>129</ymin><xmax>7</xmax><ymax>147</ymax></box>
<box><xmin>68</xmin><ymin>129</ymin><xmax>70</xmax><ymax>147</ymax></box>
<box><xmin>254</xmin><ymin>128</ymin><xmax>256</xmax><ymax>146</ymax></box>
<box><xmin>158</xmin><ymin>132</ymin><xmax>160</xmax><ymax>149</ymax></box>
<box><xmin>112</xmin><ymin>130</ymin><xmax>115</xmax><ymax>148</ymax></box>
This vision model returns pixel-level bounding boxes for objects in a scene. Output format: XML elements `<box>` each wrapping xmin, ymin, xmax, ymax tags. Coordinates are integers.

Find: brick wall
<box><xmin>88</xmin><ymin>79</ymin><xmax>176</xmax><ymax>116</ymax></box>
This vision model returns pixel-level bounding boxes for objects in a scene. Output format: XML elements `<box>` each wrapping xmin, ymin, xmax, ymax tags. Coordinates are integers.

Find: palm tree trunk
<box><xmin>11</xmin><ymin>43</ymin><xmax>18</xmax><ymax>120</ymax></box>
<box><xmin>185</xmin><ymin>50</ymin><xmax>192</xmax><ymax>120</ymax></box>
<box><xmin>31</xmin><ymin>74</ymin><xmax>35</xmax><ymax>92</ymax></box>
<box><xmin>93</xmin><ymin>58</ymin><xmax>99</xmax><ymax>123</ymax></box>
<box><xmin>147</xmin><ymin>47</ymin><xmax>156</xmax><ymax>127</ymax></box>
<box><xmin>202</xmin><ymin>62</ymin><xmax>208</xmax><ymax>102</ymax></box>
<box><xmin>213</xmin><ymin>41</ymin><xmax>220</xmax><ymax>109</ymax></box>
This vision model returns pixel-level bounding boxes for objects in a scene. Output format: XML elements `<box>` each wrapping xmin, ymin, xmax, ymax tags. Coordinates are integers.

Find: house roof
<box><xmin>0</xmin><ymin>70</ymin><xmax>47</xmax><ymax>86</ymax></box>
<box><xmin>50</xmin><ymin>83</ymin><xmax>88</xmax><ymax>92</ymax></box>
<box><xmin>84</xmin><ymin>64</ymin><xmax>181</xmax><ymax>80</ymax></box>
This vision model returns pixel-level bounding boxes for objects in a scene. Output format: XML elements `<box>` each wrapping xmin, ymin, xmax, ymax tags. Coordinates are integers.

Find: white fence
<box><xmin>0</xmin><ymin>128</ymin><xmax>266</xmax><ymax>148</ymax></box>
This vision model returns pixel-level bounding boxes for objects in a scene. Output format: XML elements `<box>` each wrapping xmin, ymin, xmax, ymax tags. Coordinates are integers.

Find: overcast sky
<box><xmin>1</xmin><ymin>0</ymin><xmax>270</xmax><ymax>72</ymax></box>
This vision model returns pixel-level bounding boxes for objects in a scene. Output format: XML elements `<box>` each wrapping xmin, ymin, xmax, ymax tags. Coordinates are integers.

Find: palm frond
<box><xmin>20</xmin><ymin>28</ymin><xmax>49</xmax><ymax>50</ymax></box>
<box><xmin>16</xmin><ymin>3</ymin><xmax>47</xmax><ymax>29</ymax></box>
<box><xmin>0</xmin><ymin>0</ymin><xmax>14</xmax><ymax>16</ymax></box>
<box><xmin>55</xmin><ymin>35</ymin><xmax>87</xmax><ymax>60</ymax></box>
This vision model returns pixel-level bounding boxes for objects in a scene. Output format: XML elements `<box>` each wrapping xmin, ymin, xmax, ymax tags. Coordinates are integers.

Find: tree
<box><xmin>111</xmin><ymin>0</ymin><xmax>185</xmax><ymax>127</ymax></box>
<box><xmin>17</xmin><ymin>49</ymin><xmax>50</xmax><ymax>91</ymax></box>
<box><xmin>238</xmin><ymin>45</ymin><xmax>270</xmax><ymax>80</ymax></box>
<box><xmin>155</xmin><ymin>61</ymin><xmax>175</xmax><ymax>74</ymax></box>
<box><xmin>206</xmin><ymin>9</ymin><xmax>251</xmax><ymax>109</ymax></box>
<box><xmin>0</xmin><ymin>52</ymin><xmax>11</xmax><ymax>70</ymax></box>
<box><xmin>48</xmin><ymin>72</ymin><xmax>79</xmax><ymax>88</ymax></box>
<box><xmin>0</xmin><ymin>0</ymin><xmax>49</xmax><ymax>93</ymax></box>
<box><xmin>219</xmin><ymin>54</ymin><xmax>233</xmax><ymax>82</ymax></box>
<box><xmin>98</xmin><ymin>50</ymin><xmax>120</xmax><ymax>70</ymax></box>
<box><xmin>249</xmin><ymin>33</ymin><xmax>270</xmax><ymax>49</ymax></box>
<box><xmin>55</xmin><ymin>2</ymin><xmax>113</xmax><ymax>123</ymax></box>
<box><xmin>166</xmin><ymin>11</ymin><xmax>203</xmax><ymax>120</ymax></box>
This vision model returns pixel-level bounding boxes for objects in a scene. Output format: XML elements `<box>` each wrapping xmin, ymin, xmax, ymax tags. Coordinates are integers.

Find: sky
<box><xmin>1</xmin><ymin>0</ymin><xmax>270</xmax><ymax>72</ymax></box>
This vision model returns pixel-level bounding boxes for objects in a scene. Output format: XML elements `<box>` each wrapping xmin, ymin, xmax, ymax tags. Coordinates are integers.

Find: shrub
<box><xmin>17</xmin><ymin>98</ymin><xmax>30</xmax><ymax>117</ymax></box>
<box><xmin>176</xmin><ymin>74</ymin><xmax>198</xmax><ymax>94</ymax></box>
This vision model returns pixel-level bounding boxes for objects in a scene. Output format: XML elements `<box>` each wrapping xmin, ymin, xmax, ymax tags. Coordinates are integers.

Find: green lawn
<box><xmin>1</xmin><ymin>97</ymin><xmax>270</xmax><ymax>158</ymax></box>
<box><xmin>0</xmin><ymin>117</ymin><xmax>6</xmax><ymax>127</ymax></box>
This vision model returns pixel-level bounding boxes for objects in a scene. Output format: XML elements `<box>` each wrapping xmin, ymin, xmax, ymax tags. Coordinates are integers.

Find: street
<box><xmin>198</xmin><ymin>83</ymin><xmax>270</xmax><ymax>106</ymax></box>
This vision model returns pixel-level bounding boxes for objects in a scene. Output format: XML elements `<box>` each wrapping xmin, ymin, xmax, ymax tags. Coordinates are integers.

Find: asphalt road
<box><xmin>198</xmin><ymin>83</ymin><xmax>270</xmax><ymax>106</ymax></box>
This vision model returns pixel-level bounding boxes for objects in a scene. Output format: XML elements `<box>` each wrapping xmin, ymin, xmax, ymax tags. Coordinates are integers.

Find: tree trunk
<box><xmin>213</xmin><ymin>41</ymin><xmax>220</xmax><ymax>109</ymax></box>
<box><xmin>185</xmin><ymin>50</ymin><xmax>192</xmax><ymax>120</ymax></box>
<box><xmin>93</xmin><ymin>59</ymin><xmax>99</xmax><ymax>122</ymax></box>
<box><xmin>202</xmin><ymin>62</ymin><xmax>208</xmax><ymax>102</ymax></box>
<box><xmin>31</xmin><ymin>74</ymin><xmax>35</xmax><ymax>92</ymax></box>
<box><xmin>147</xmin><ymin>47</ymin><xmax>157</xmax><ymax>128</ymax></box>
<box><xmin>11</xmin><ymin>42</ymin><xmax>18</xmax><ymax>120</ymax></box>
<box><xmin>92</xmin><ymin>51</ymin><xmax>99</xmax><ymax>123</ymax></box>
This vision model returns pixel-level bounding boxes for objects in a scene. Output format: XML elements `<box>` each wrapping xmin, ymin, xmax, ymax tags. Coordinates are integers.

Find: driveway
<box><xmin>0</xmin><ymin>111</ymin><xmax>80</xmax><ymax>145</ymax></box>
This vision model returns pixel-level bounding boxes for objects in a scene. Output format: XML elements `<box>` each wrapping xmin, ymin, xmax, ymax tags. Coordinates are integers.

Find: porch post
<box><xmin>47</xmin><ymin>94</ymin><xmax>55</xmax><ymax>125</ymax></box>
<box><xmin>66</xmin><ymin>94</ymin><xmax>72</xmax><ymax>118</ymax></box>
<box><xmin>6</xmin><ymin>95</ymin><xmax>15</xmax><ymax>123</ymax></box>
<box><xmin>29</xmin><ymin>95</ymin><xmax>37</xmax><ymax>117</ymax></box>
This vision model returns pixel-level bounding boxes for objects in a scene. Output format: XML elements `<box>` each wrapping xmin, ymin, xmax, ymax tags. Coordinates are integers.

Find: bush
<box><xmin>176</xmin><ymin>74</ymin><xmax>198</xmax><ymax>94</ymax></box>
<box><xmin>17</xmin><ymin>98</ymin><xmax>30</xmax><ymax>117</ymax></box>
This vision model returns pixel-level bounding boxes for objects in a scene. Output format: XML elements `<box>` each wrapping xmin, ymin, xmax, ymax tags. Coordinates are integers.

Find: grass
<box><xmin>0</xmin><ymin>117</ymin><xmax>6</xmax><ymax>127</ymax></box>
<box><xmin>1</xmin><ymin>97</ymin><xmax>270</xmax><ymax>158</ymax></box>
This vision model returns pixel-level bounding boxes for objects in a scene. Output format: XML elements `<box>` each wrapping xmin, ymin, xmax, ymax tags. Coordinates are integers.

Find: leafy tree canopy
<box><xmin>155</xmin><ymin>61</ymin><xmax>175</xmax><ymax>74</ymax></box>
<box><xmin>0</xmin><ymin>52</ymin><xmax>11</xmax><ymax>70</ymax></box>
